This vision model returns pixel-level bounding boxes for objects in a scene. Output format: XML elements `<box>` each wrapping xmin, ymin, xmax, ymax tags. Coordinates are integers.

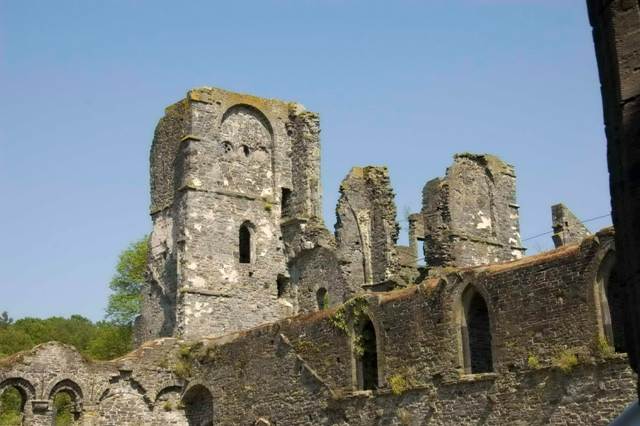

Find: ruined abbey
<box><xmin>0</xmin><ymin>84</ymin><xmax>636</xmax><ymax>425</ymax></box>
<box><xmin>5</xmin><ymin>1</ymin><xmax>640</xmax><ymax>421</ymax></box>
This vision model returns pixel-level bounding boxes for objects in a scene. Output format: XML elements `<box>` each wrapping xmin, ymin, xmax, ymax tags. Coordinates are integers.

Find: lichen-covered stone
<box><xmin>551</xmin><ymin>203</ymin><xmax>592</xmax><ymax>248</ymax></box>
<box><xmin>421</xmin><ymin>153</ymin><xmax>526</xmax><ymax>270</ymax></box>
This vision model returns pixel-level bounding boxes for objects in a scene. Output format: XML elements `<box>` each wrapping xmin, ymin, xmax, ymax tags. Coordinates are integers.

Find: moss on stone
<box><xmin>553</xmin><ymin>350</ymin><xmax>579</xmax><ymax>374</ymax></box>
<box><xmin>527</xmin><ymin>354</ymin><xmax>541</xmax><ymax>369</ymax></box>
<box><xmin>389</xmin><ymin>374</ymin><xmax>409</xmax><ymax>395</ymax></box>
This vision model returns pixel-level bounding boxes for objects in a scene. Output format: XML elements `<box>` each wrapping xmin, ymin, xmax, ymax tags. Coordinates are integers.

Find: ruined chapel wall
<box><xmin>1</xmin><ymin>231</ymin><xmax>636</xmax><ymax>425</ymax></box>
<box><xmin>326</xmin><ymin>358</ymin><xmax>635</xmax><ymax>426</ymax></box>
<box><xmin>289</xmin><ymin>246</ymin><xmax>349</xmax><ymax>313</ymax></box>
<box><xmin>335</xmin><ymin>166</ymin><xmax>400</xmax><ymax>289</ymax></box>
<box><xmin>422</xmin><ymin>154</ymin><xmax>525</xmax><ymax>269</ymax></box>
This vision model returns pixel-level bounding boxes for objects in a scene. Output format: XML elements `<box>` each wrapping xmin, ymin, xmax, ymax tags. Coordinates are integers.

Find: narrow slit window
<box><xmin>281</xmin><ymin>188</ymin><xmax>292</xmax><ymax>218</ymax></box>
<box><xmin>316</xmin><ymin>287</ymin><xmax>328</xmax><ymax>310</ymax></box>
<box><xmin>239</xmin><ymin>224</ymin><xmax>251</xmax><ymax>263</ymax></box>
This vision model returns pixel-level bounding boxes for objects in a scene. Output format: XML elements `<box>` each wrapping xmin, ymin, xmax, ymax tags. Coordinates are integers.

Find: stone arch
<box><xmin>219</xmin><ymin>104</ymin><xmax>274</xmax><ymax>195</ymax></box>
<box><xmin>221</xmin><ymin>104</ymin><xmax>274</xmax><ymax>138</ymax></box>
<box><xmin>97</xmin><ymin>373</ymin><xmax>152</xmax><ymax>424</ymax></box>
<box><xmin>239</xmin><ymin>221</ymin><xmax>255</xmax><ymax>264</ymax></box>
<box><xmin>48</xmin><ymin>379</ymin><xmax>83</xmax><ymax>403</ymax></box>
<box><xmin>49</xmin><ymin>381</ymin><xmax>82</xmax><ymax>424</ymax></box>
<box><xmin>458</xmin><ymin>284</ymin><xmax>494</xmax><ymax>373</ymax></box>
<box><xmin>595</xmin><ymin>250</ymin><xmax>626</xmax><ymax>352</ymax></box>
<box><xmin>49</xmin><ymin>379</ymin><xmax>83</xmax><ymax>422</ymax></box>
<box><xmin>354</xmin><ymin>316</ymin><xmax>380</xmax><ymax>391</ymax></box>
<box><xmin>153</xmin><ymin>386</ymin><xmax>185</xmax><ymax>423</ymax></box>
<box><xmin>0</xmin><ymin>377</ymin><xmax>35</xmax><ymax>407</ymax></box>
<box><xmin>182</xmin><ymin>384</ymin><xmax>213</xmax><ymax>426</ymax></box>
<box><xmin>0</xmin><ymin>378</ymin><xmax>34</xmax><ymax>420</ymax></box>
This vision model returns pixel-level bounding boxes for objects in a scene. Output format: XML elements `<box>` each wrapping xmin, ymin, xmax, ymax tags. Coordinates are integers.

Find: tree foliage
<box><xmin>106</xmin><ymin>236</ymin><xmax>148</xmax><ymax>325</ymax></box>
<box><xmin>0</xmin><ymin>387</ymin><xmax>22</xmax><ymax>425</ymax></box>
<box><xmin>0</xmin><ymin>315</ymin><xmax>132</xmax><ymax>360</ymax></box>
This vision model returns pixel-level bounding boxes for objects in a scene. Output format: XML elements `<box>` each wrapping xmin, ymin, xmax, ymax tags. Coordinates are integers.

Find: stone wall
<box><xmin>2</xmin><ymin>228</ymin><xmax>636</xmax><ymax>425</ymax></box>
<box><xmin>551</xmin><ymin>203</ymin><xmax>591</xmax><ymax>248</ymax></box>
<box><xmin>421</xmin><ymin>153</ymin><xmax>525</xmax><ymax>269</ymax></box>
<box><xmin>138</xmin><ymin>87</ymin><xmax>330</xmax><ymax>342</ymax></box>
<box><xmin>586</xmin><ymin>0</ymin><xmax>640</xmax><ymax>394</ymax></box>
<box><xmin>335</xmin><ymin>166</ymin><xmax>400</xmax><ymax>290</ymax></box>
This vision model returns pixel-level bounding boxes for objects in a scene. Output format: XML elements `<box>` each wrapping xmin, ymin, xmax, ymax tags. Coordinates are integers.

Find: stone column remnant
<box><xmin>408</xmin><ymin>212</ymin><xmax>425</xmax><ymax>264</ymax></box>
<box><xmin>551</xmin><ymin>203</ymin><xmax>592</xmax><ymax>248</ymax></box>
<box><xmin>421</xmin><ymin>153</ymin><xmax>525</xmax><ymax>269</ymax></box>
<box><xmin>335</xmin><ymin>166</ymin><xmax>400</xmax><ymax>291</ymax></box>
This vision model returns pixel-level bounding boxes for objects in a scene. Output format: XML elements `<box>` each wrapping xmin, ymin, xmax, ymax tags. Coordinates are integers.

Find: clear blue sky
<box><xmin>0</xmin><ymin>0</ymin><xmax>610</xmax><ymax>321</ymax></box>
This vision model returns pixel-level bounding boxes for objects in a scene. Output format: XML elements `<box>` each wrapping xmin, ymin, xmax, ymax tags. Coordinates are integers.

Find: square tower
<box><xmin>136</xmin><ymin>87</ymin><xmax>322</xmax><ymax>341</ymax></box>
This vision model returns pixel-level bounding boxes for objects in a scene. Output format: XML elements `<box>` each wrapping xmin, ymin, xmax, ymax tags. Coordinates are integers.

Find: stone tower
<box><xmin>135</xmin><ymin>87</ymin><xmax>322</xmax><ymax>342</ymax></box>
<box><xmin>421</xmin><ymin>153</ymin><xmax>525</xmax><ymax>269</ymax></box>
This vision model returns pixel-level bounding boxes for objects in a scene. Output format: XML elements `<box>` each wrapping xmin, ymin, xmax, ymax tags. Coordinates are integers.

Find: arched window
<box><xmin>460</xmin><ymin>286</ymin><xmax>493</xmax><ymax>373</ymax></box>
<box><xmin>183</xmin><ymin>384</ymin><xmax>213</xmax><ymax>426</ymax></box>
<box><xmin>356</xmin><ymin>319</ymin><xmax>378</xmax><ymax>390</ymax></box>
<box><xmin>239</xmin><ymin>223</ymin><xmax>252</xmax><ymax>264</ymax></box>
<box><xmin>316</xmin><ymin>288</ymin><xmax>328</xmax><ymax>310</ymax></box>
<box><xmin>598</xmin><ymin>253</ymin><xmax>626</xmax><ymax>353</ymax></box>
<box><xmin>49</xmin><ymin>379</ymin><xmax>82</xmax><ymax>425</ymax></box>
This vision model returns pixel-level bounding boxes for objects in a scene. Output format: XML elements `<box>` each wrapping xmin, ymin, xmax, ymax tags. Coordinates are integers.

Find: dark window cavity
<box><xmin>183</xmin><ymin>384</ymin><xmax>214</xmax><ymax>426</ymax></box>
<box><xmin>357</xmin><ymin>319</ymin><xmax>378</xmax><ymax>390</ymax></box>
<box><xmin>239</xmin><ymin>224</ymin><xmax>251</xmax><ymax>263</ymax></box>
<box><xmin>461</xmin><ymin>286</ymin><xmax>493</xmax><ymax>374</ymax></box>
<box><xmin>316</xmin><ymin>287</ymin><xmax>328</xmax><ymax>310</ymax></box>
<box><xmin>281</xmin><ymin>187</ymin><xmax>293</xmax><ymax>218</ymax></box>
<box><xmin>605</xmin><ymin>266</ymin><xmax>626</xmax><ymax>352</ymax></box>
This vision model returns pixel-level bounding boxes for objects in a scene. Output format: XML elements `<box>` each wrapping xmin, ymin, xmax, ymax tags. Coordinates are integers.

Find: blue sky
<box><xmin>0</xmin><ymin>0</ymin><xmax>610</xmax><ymax>321</ymax></box>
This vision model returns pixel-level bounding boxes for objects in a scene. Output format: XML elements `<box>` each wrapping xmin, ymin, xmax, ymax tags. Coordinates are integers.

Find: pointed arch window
<box><xmin>356</xmin><ymin>319</ymin><xmax>378</xmax><ymax>390</ymax></box>
<box><xmin>597</xmin><ymin>253</ymin><xmax>626</xmax><ymax>353</ymax></box>
<box><xmin>460</xmin><ymin>285</ymin><xmax>493</xmax><ymax>373</ymax></box>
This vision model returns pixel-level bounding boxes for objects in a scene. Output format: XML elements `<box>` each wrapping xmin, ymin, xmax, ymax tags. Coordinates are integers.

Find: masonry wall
<box><xmin>587</xmin><ymin>0</ymin><xmax>640</xmax><ymax>392</ymax></box>
<box><xmin>138</xmin><ymin>87</ymin><xmax>330</xmax><ymax>342</ymax></box>
<box><xmin>335</xmin><ymin>166</ymin><xmax>400</xmax><ymax>290</ymax></box>
<box><xmin>3</xmin><ymin>229</ymin><xmax>635</xmax><ymax>425</ymax></box>
<box><xmin>422</xmin><ymin>153</ymin><xmax>525</xmax><ymax>269</ymax></box>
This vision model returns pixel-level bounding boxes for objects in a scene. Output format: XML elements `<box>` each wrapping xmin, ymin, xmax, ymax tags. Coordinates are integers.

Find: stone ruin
<box><xmin>0</xmin><ymin>86</ymin><xmax>636</xmax><ymax>425</ymax></box>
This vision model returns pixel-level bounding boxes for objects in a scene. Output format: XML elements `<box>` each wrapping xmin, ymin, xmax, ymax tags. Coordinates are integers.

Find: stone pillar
<box><xmin>421</xmin><ymin>153</ymin><xmax>525</xmax><ymax>269</ymax></box>
<box><xmin>408</xmin><ymin>212</ymin><xmax>424</xmax><ymax>263</ymax></box>
<box><xmin>551</xmin><ymin>203</ymin><xmax>592</xmax><ymax>248</ymax></box>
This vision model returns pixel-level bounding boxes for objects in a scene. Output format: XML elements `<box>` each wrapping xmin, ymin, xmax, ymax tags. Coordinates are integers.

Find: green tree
<box><xmin>85</xmin><ymin>322</ymin><xmax>133</xmax><ymax>360</ymax></box>
<box><xmin>0</xmin><ymin>311</ymin><xmax>13</xmax><ymax>327</ymax></box>
<box><xmin>0</xmin><ymin>387</ymin><xmax>22</xmax><ymax>425</ymax></box>
<box><xmin>52</xmin><ymin>392</ymin><xmax>75</xmax><ymax>425</ymax></box>
<box><xmin>105</xmin><ymin>236</ymin><xmax>148</xmax><ymax>325</ymax></box>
